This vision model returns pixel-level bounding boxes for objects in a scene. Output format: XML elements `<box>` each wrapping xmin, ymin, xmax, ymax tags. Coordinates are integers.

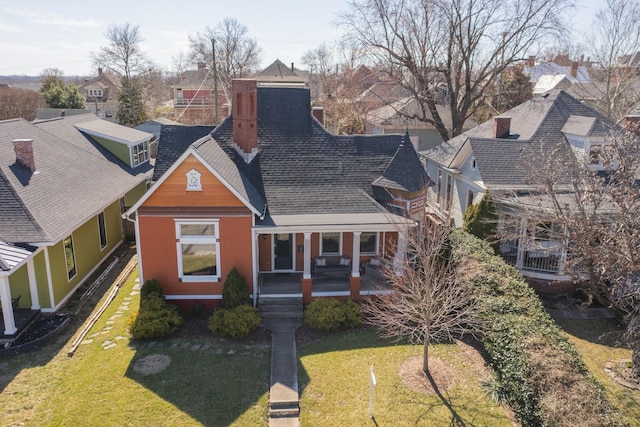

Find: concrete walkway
<box><xmin>263</xmin><ymin>317</ymin><xmax>301</xmax><ymax>427</ymax></box>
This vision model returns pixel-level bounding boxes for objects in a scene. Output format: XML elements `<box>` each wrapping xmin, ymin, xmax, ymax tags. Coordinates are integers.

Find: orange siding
<box><xmin>145</xmin><ymin>154</ymin><xmax>246</xmax><ymax>208</ymax></box>
<box><xmin>139</xmin><ymin>215</ymin><xmax>254</xmax><ymax>296</ymax></box>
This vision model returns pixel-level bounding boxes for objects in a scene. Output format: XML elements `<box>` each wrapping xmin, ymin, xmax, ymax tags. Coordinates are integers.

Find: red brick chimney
<box><xmin>625</xmin><ymin>115</ymin><xmax>640</xmax><ymax>136</ymax></box>
<box><xmin>312</xmin><ymin>106</ymin><xmax>324</xmax><ymax>126</ymax></box>
<box><xmin>570</xmin><ymin>61</ymin><xmax>578</xmax><ymax>78</ymax></box>
<box><xmin>232</xmin><ymin>79</ymin><xmax>258</xmax><ymax>163</ymax></box>
<box><xmin>13</xmin><ymin>139</ymin><xmax>36</xmax><ymax>172</ymax></box>
<box><xmin>493</xmin><ymin>117</ymin><xmax>511</xmax><ymax>138</ymax></box>
<box><xmin>527</xmin><ymin>55</ymin><xmax>536</xmax><ymax>67</ymax></box>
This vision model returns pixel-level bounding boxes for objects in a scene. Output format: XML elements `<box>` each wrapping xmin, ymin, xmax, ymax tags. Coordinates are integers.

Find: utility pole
<box><xmin>211</xmin><ymin>38</ymin><xmax>219</xmax><ymax>125</ymax></box>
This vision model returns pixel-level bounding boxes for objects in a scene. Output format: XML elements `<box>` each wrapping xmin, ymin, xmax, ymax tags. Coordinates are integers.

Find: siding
<box><xmin>138</xmin><ymin>214</ymin><xmax>254</xmax><ymax>296</ymax></box>
<box><xmin>145</xmin><ymin>154</ymin><xmax>245</xmax><ymax>208</ymax></box>
<box><xmin>92</xmin><ymin>135</ymin><xmax>131</xmax><ymax>166</ymax></box>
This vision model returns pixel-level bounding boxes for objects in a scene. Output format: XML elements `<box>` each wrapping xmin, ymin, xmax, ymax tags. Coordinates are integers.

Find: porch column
<box><xmin>252</xmin><ymin>232</ymin><xmax>258</xmax><ymax>306</ymax></box>
<box><xmin>303</xmin><ymin>232</ymin><xmax>312</xmax><ymax>280</ymax></box>
<box><xmin>27</xmin><ymin>258</ymin><xmax>40</xmax><ymax>310</ymax></box>
<box><xmin>516</xmin><ymin>217</ymin><xmax>527</xmax><ymax>269</ymax></box>
<box><xmin>351</xmin><ymin>231</ymin><xmax>361</xmax><ymax>278</ymax></box>
<box><xmin>0</xmin><ymin>276</ymin><xmax>17</xmax><ymax>335</ymax></box>
<box><xmin>395</xmin><ymin>227</ymin><xmax>408</xmax><ymax>276</ymax></box>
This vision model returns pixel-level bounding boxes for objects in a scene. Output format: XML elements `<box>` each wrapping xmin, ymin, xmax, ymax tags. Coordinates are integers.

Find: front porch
<box><xmin>1</xmin><ymin>308</ymin><xmax>40</xmax><ymax>344</ymax></box>
<box><xmin>258</xmin><ymin>272</ymin><xmax>392</xmax><ymax>301</ymax></box>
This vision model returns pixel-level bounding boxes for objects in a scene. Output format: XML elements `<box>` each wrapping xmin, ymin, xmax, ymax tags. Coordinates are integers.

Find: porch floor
<box><xmin>1</xmin><ymin>309</ymin><xmax>40</xmax><ymax>343</ymax></box>
<box><xmin>259</xmin><ymin>272</ymin><xmax>392</xmax><ymax>296</ymax></box>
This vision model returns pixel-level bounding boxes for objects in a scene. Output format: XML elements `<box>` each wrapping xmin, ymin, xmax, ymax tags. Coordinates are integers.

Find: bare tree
<box><xmin>362</xmin><ymin>221</ymin><xmax>483</xmax><ymax>374</ymax></box>
<box><xmin>579</xmin><ymin>0</ymin><xmax>640</xmax><ymax>121</ymax></box>
<box><xmin>338</xmin><ymin>0</ymin><xmax>573</xmax><ymax>141</ymax></box>
<box><xmin>0</xmin><ymin>87</ymin><xmax>40</xmax><ymax>121</ymax></box>
<box><xmin>91</xmin><ymin>23</ymin><xmax>149</xmax><ymax>81</ymax></box>
<box><xmin>189</xmin><ymin>18</ymin><xmax>263</xmax><ymax>94</ymax></box>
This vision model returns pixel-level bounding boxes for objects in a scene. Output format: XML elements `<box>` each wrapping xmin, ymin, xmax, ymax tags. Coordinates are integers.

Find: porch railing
<box><xmin>500</xmin><ymin>241</ymin><xmax>562</xmax><ymax>274</ymax></box>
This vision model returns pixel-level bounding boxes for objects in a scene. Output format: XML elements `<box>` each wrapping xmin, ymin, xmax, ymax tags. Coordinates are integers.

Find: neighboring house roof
<box><xmin>150</xmin><ymin>86</ymin><xmax>431</xmax><ymax>226</ymax></box>
<box><xmin>0</xmin><ymin>240</ymin><xmax>34</xmax><ymax>271</ymax></box>
<box><xmin>532</xmin><ymin>74</ymin><xmax>572</xmax><ymax>95</ymax></box>
<box><xmin>134</xmin><ymin>118</ymin><xmax>182</xmax><ymax>139</ymax></box>
<box><xmin>254</xmin><ymin>59</ymin><xmax>307</xmax><ymax>85</ymax></box>
<box><xmin>422</xmin><ymin>90</ymin><xmax>615</xmax><ymax>191</ymax></box>
<box><xmin>523</xmin><ymin>62</ymin><xmax>591</xmax><ymax>83</ymax></box>
<box><xmin>0</xmin><ymin>115</ymin><xmax>152</xmax><ymax>245</ymax></box>
<box><xmin>35</xmin><ymin>108</ymin><xmax>93</xmax><ymax>120</ymax></box>
<box><xmin>174</xmin><ymin>68</ymin><xmax>215</xmax><ymax>89</ymax></box>
<box><xmin>356</xmin><ymin>81</ymin><xmax>413</xmax><ymax>104</ymax></box>
<box><xmin>367</xmin><ymin>96</ymin><xmax>477</xmax><ymax>130</ymax></box>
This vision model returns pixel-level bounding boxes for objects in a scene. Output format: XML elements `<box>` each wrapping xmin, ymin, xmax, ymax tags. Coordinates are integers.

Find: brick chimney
<box><xmin>13</xmin><ymin>139</ymin><xmax>36</xmax><ymax>172</ymax></box>
<box><xmin>232</xmin><ymin>79</ymin><xmax>258</xmax><ymax>163</ymax></box>
<box><xmin>570</xmin><ymin>61</ymin><xmax>578</xmax><ymax>78</ymax></box>
<box><xmin>527</xmin><ymin>55</ymin><xmax>536</xmax><ymax>67</ymax></box>
<box><xmin>312</xmin><ymin>106</ymin><xmax>324</xmax><ymax>126</ymax></box>
<box><xmin>493</xmin><ymin>117</ymin><xmax>511</xmax><ymax>138</ymax></box>
<box><xmin>625</xmin><ymin>115</ymin><xmax>640</xmax><ymax>136</ymax></box>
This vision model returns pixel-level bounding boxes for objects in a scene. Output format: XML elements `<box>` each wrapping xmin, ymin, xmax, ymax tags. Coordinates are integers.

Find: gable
<box><xmin>144</xmin><ymin>153</ymin><xmax>247</xmax><ymax>209</ymax></box>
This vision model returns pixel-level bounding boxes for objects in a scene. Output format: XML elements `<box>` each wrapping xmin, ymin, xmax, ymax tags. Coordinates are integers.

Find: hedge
<box><xmin>450</xmin><ymin>229</ymin><xmax>627</xmax><ymax>427</ymax></box>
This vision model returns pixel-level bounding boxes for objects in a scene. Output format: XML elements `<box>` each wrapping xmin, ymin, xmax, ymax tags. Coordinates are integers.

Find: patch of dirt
<box><xmin>399</xmin><ymin>355</ymin><xmax>456</xmax><ymax>394</ymax></box>
<box><xmin>133</xmin><ymin>354</ymin><xmax>172</xmax><ymax>375</ymax></box>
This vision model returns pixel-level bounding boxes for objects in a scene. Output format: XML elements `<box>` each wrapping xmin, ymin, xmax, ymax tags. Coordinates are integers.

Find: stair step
<box><xmin>259</xmin><ymin>297</ymin><xmax>303</xmax><ymax>319</ymax></box>
<box><xmin>269</xmin><ymin>402</ymin><xmax>300</xmax><ymax>418</ymax></box>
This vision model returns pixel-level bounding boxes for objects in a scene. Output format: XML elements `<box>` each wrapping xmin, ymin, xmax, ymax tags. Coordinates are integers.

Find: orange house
<box><xmin>126</xmin><ymin>79</ymin><xmax>432</xmax><ymax>307</ymax></box>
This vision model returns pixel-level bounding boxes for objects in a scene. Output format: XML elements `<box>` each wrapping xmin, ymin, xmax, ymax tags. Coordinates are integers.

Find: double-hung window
<box><xmin>132</xmin><ymin>141</ymin><xmax>149</xmax><ymax>167</ymax></box>
<box><xmin>176</xmin><ymin>221</ymin><xmax>220</xmax><ymax>282</ymax></box>
<box><xmin>359</xmin><ymin>232</ymin><xmax>378</xmax><ymax>254</ymax></box>
<box><xmin>321</xmin><ymin>232</ymin><xmax>341</xmax><ymax>255</ymax></box>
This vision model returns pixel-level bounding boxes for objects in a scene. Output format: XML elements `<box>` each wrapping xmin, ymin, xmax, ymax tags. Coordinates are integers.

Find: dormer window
<box><xmin>88</xmin><ymin>89</ymin><xmax>103</xmax><ymax>97</ymax></box>
<box><xmin>132</xmin><ymin>141</ymin><xmax>149</xmax><ymax>167</ymax></box>
<box><xmin>588</xmin><ymin>145</ymin><xmax>601</xmax><ymax>164</ymax></box>
<box><xmin>587</xmin><ymin>142</ymin><xmax>614</xmax><ymax>169</ymax></box>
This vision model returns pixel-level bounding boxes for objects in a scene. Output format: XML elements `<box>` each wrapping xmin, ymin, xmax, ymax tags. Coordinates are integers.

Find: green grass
<box><xmin>553</xmin><ymin>317</ymin><xmax>640</xmax><ymax>426</ymax></box>
<box><xmin>0</xmin><ymin>272</ymin><xmax>269</xmax><ymax>426</ymax></box>
<box><xmin>298</xmin><ymin>329</ymin><xmax>514</xmax><ymax>426</ymax></box>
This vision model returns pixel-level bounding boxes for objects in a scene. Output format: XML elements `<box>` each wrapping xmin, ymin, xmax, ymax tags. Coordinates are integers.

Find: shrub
<box><xmin>208</xmin><ymin>305</ymin><xmax>261</xmax><ymax>339</ymax></box>
<box><xmin>463</xmin><ymin>193</ymin><xmax>498</xmax><ymax>252</ymax></box>
<box><xmin>450</xmin><ymin>229</ymin><xmax>627</xmax><ymax>426</ymax></box>
<box><xmin>129</xmin><ymin>293</ymin><xmax>183</xmax><ymax>340</ymax></box>
<box><xmin>222</xmin><ymin>267</ymin><xmax>250</xmax><ymax>309</ymax></box>
<box><xmin>140</xmin><ymin>278</ymin><xmax>163</xmax><ymax>299</ymax></box>
<box><xmin>304</xmin><ymin>299</ymin><xmax>362</xmax><ymax>332</ymax></box>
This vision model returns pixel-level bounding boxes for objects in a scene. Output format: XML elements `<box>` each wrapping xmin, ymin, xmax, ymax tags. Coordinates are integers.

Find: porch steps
<box><xmin>259</xmin><ymin>297</ymin><xmax>303</xmax><ymax>320</ymax></box>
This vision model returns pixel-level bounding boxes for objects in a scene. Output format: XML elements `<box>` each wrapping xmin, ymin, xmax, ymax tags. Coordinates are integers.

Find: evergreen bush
<box><xmin>463</xmin><ymin>193</ymin><xmax>498</xmax><ymax>252</ymax></box>
<box><xmin>304</xmin><ymin>298</ymin><xmax>362</xmax><ymax>331</ymax></box>
<box><xmin>222</xmin><ymin>267</ymin><xmax>250</xmax><ymax>309</ymax></box>
<box><xmin>208</xmin><ymin>305</ymin><xmax>261</xmax><ymax>339</ymax></box>
<box><xmin>129</xmin><ymin>292</ymin><xmax>182</xmax><ymax>340</ymax></box>
<box><xmin>450</xmin><ymin>229</ymin><xmax>627</xmax><ymax>426</ymax></box>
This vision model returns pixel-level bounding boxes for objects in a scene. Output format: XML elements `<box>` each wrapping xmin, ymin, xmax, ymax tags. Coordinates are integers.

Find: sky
<box><xmin>0</xmin><ymin>0</ymin><xmax>608</xmax><ymax>77</ymax></box>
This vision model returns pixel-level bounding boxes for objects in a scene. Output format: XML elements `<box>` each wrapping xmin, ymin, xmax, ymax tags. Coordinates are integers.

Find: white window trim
<box><xmin>97</xmin><ymin>211</ymin><xmax>107</xmax><ymax>250</ymax></box>
<box><xmin>175</xmin><ymin>220</ymin><xmax>221</xmax><ymax>283</ymax></box>
<box><xmin>321</xmin><ymin>232</ymin><xmax>342</xmax><ymax>255</ymax></box>
<box><xmin>359</xmin><ymin>231</ymin><xmax>379</xmax><ymax>255</ymax></box>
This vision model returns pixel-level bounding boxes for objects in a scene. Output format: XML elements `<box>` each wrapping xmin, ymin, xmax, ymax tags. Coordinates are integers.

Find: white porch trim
<box><xmin>0</xmin><ymin>275</ymin><xmax>17</xmax><ymax>335</ymax></box>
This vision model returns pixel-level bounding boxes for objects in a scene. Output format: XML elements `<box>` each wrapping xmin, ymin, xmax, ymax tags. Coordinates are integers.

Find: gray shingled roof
<box><xmin>152</xmin><ymin>86</ymin><xmax>430</xmax><ymax>226</ymax></box>
<box><xmin>0</xmin><ymin>116</ymin><xmax>152</xmax><ymax>245</ymax></box>
<box><xmin>423</xmin><ymin>90</ymin><xmax>618</xmax><ymax>190</ymax></box>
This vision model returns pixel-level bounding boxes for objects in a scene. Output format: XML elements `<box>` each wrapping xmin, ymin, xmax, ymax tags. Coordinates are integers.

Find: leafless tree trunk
<box><xmin>189</xmin><ymin>18</ymin><xmax>263</xmax><ymax>95</ymax></box>
<box><xmin>579</xmin><ymin>0</ymin><xmax>640</xmax><ymax>122</ymax></box>
<box><xmin>338</xmin><ymin>0</ymin><xmax>573</xmax><ymax>141</ymax></box>
<box><xmin>91</xmin><ymin>23</ymin><xmax>149</xmax><ymax>81</ymax></box>
<box><xmin>361</xmin><ymin>220</ymin><xmax>483</xmax><ymax>374</ymax></box>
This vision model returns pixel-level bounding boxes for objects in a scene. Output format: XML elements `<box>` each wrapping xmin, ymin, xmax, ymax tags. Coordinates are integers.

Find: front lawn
<box><xmin>0</xmin><ymin>271</ymin><xmax>270</xmax><ymax>426</ymax></box>
<box><xmin>298</xmin><ymin>329</ymin><xmax>514</xmax><ymax>426</ymax></box>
